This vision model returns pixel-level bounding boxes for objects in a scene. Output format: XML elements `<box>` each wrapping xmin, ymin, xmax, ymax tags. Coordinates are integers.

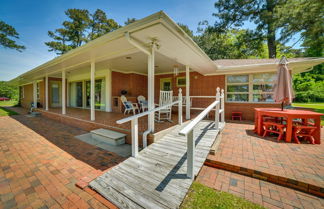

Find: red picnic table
<box><xmin>255</xmin><ymin>108</ymin><xmax>323</xmax><ymax>144</ymax></box>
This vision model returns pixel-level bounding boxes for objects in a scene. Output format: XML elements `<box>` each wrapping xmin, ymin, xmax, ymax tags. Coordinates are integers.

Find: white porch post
<box><xmin>62</xmin><ymin>70</ymin><xmax>66</xmax><ymax>115</ymax></box>
<box><xmin>148</xmin><ymin>45</ymin><xmax>155</xmax><ymax>132</ymax></box>
<box><xmin>45</xmin><ymin>74</ymin><xmax>48</xmax><ymax>111</ymax></box>
<box><xmin>33</xmin><ymin>81</ymin><xmax>37</xmax><ymax>108</ymax></box>
<box><xmin>105</xmin><ymin>69</ymin><xmax>112</xmax><ymax>112</ymax></box>
<box><xmin>90</xmin><ymin>61</ymin><xmax>95</xmax><ymax>121</ymax></box>
<box><xmin>185</xmin><ymin>65</ymin><xmax>190</xmax><ymax>120</ymax></box>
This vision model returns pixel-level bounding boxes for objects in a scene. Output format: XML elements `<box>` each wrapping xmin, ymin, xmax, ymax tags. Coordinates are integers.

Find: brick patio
<box><xmin>205</xmin><ymin>121</ymin><xmax>324</xmax><ymax>197</ymax></box>
<box><xmin>0</xmin><ymin>112</ymin><xmax>125</xmax><ymax>208</ymax></box>
<box><xmin>197</xmin><ymin>166</ymin><xmax>324</xmax><ymax>209</ymax></box>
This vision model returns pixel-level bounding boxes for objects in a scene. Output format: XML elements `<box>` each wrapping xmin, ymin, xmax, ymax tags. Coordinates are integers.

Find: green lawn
<box><xmin>181</xmin><ymin>182</ymin><xmax>264</xmax><ymax>209</ymax></box>
<box><xmin>0</xmin><ymin>100</ymin><xmax>18</xmax><ymax>116</ymax></box>
<box><xmin>292</xmin><ymin>103</ymin><xmax>324</xmax><ymax>125</ymax></box>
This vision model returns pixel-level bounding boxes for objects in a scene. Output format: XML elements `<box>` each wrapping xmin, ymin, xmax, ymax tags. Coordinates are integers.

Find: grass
<box><xmin>292</xmin><ymin>103</ymin><xmax>324</xmax><ymax>125</ymax></box>
<box><xmin>0</xmin><ymin>100</ymin><xmax>18</xmax><ymax>116</ymax></box>
<box><xmin>181</xmin><ymin>182</ymin><xmax>265</xmax><ymax>209</ymax></box>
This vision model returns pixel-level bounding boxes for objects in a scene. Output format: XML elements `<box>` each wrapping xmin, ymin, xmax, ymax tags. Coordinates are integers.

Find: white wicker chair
<box><xmin>120</xmin><ymin>95</ymin><xmax>139</xmax><ymax>115</ymax></box>
<box><xmin>155</xmin><ymin>91</ymin><xmax>173</xmax><ymax>122</ymax></box>
<box><xmin>137</xmin><ymin>95</ymin><xmax>148</xmax><ymax>112</ymax></box>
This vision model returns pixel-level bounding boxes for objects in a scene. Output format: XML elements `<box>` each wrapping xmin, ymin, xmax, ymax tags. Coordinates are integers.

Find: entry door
<box><xmin>160</xmin><ymin>78</ymin><xmax>172</xmax><ymax>91</ymax></box>
<box><xmin>51</xmin><ymin>81</ymin><xmax>61</xmax><ymax>107</ymax></box>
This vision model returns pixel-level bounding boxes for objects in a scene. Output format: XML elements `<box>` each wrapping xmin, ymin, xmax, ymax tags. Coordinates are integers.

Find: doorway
<box><xmin>50</xmin><ymin>81</ymin><xmax>61</xmax><ymax>107</ymax></box>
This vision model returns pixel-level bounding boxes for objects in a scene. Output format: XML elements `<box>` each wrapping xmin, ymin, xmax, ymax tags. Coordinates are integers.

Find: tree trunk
<box><xmin>266</xmin><ymin>0</ymin><xmax>277</xmax><ymax>58</ymax></box>
<box><xmin>267</xmin><ymin>26</ymin><xmax>276</xmax><ymax>58</ymax></box>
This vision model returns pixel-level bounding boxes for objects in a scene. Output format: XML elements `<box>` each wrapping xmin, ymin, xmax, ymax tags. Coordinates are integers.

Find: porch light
<box><xmin>173</xmin><ymin>65</ymin><xmax>179</xmax><ymax>76</ymax></box>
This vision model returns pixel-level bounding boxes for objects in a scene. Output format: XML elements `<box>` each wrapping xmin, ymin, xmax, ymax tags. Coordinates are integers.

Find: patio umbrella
<box><xmin>273</xmin><ymin>56</ymin><xmax>295</xmax><ymax>110</ymax></box>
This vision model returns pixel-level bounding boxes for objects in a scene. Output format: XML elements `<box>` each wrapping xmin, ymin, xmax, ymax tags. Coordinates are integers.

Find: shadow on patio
<box><xmin>8</xmin><ymin>107</ymin><xmax>126</xmax><ymax>171</ymax></box>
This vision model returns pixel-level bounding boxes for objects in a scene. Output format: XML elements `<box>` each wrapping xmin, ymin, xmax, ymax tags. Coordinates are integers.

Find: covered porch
<box><xmin>13</xmin><ymin>12</ymin><xmax>218</xmax><ymax>139</ymax></box>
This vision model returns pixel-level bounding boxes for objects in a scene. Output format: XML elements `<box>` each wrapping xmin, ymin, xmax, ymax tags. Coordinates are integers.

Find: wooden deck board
<box><xmin>90</xmin><ymin>120</ymin><xmax>223</xmax><ymax>209</ymax></box>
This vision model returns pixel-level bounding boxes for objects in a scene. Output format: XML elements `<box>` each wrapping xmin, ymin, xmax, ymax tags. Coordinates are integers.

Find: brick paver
<box><xmin>0</xmin><ymin>112</ymin><xmax>125</xmax><ymax>208</ymax></box>
<box><xmin>197</xmin><ymin>165</ymin><xmax>324</xmax><ymax>209</ymax></box>
<box><xmin>207</xmin><ymin>121</ymin><xmax>324</xmax><ymax>194</ymax></box>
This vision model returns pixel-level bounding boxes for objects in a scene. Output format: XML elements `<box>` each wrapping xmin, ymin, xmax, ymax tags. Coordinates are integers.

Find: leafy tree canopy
<box><xmin>45</xmin><ymin>9</ymin><xmax>120</xmax><ymax>55</ymax></box>
<box><xmin>0</xmin><ymin>20</ymin><xmax>25</xmax><ymax>52</ymax></box>
<box><xmin>0</xmin><ymin>81</ymin><xmax>18</xmax><ymax>100</ymax></box>
<box><xmin>210</xmin><ymin>0</ymin><xmax>323</xmax><ymax>59</ymax></box>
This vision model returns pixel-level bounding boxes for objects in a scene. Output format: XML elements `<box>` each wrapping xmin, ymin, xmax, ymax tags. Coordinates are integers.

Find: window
<box><xmin>176</xmin><ymin>77</ymin><xmax>186</xmax><ymax>87</ymax></box>
<box><xmin>226</xmin><ymin>73</ymin><xmax>276</xmax><ymax>102</ymax></box>
<box><xmin>226</xmin><ymin>75</ymin><xmax>249</xmax><ymax>102</ymax></box>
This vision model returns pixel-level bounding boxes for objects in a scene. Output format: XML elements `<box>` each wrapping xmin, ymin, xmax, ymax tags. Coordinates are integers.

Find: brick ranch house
<box><xmin>9</xmin><ymin>11</ymin><xmax>324</xmax><ymax>142</ymax></box>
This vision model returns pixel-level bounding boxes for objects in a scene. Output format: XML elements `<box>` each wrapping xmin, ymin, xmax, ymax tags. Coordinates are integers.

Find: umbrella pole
<box><xmin>281</xmin><ymin>102</ymin><xmax>284</xmax><ymax>111</ymax></box>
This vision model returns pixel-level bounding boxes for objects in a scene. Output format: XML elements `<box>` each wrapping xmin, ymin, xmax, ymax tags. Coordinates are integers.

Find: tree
<box><xmin>0</xmin><ymin>20</ymin><xmax>25</xmax><ymax>51</ymax></box>
<box><xmin>45</xmin><ymin>9</ymin><xmax>120</xmax><ymax>55</ymax></box>
<box><xmin>88</xmin><ymin>9</ymin><xmax>120</xmax><ymax>41</ymax></box>
<box><xmin>195</xmin><ymin>22</ymin><xmax>267</xmax><ymax>59</ymax></box>
<box><xmin>0</xmin><ymin>81</ymin><xmax>18</xmax><ymax>100</ymax></box>
<box><xmin>177</xmin><ymin>23</ymin><xmax>194</xmax><ymax>38</ymax></box>
<box><xmin>212</xmin><ymin>0</ymin><xmax>286</xmax><ymax>58</ymax></box>
<box><xmin>276</xmin><ymin>0</ymin><xmax>324</xmax><ymax>56</ymax></box>
<box><xmin>124</xmin><ymin>18</ymin><xmax>137</xmax><ymax>25</ymax></box>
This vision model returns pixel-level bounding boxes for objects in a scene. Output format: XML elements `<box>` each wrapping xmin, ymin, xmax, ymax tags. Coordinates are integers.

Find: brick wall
<box><xmin>225</xmin><ymin>102</ymin><xmax>281</xmax><ymax>121</ymax></box>
<box><xmin>112</xmin><ymin>71</ymin><xmax>147</xmax><ymax>97</ymax></box>
<box><xmin>155</xmin><ymin>72</ymin><xmax>281</xmax><ymax>121</ymax></box>
<box><xmin>20</xmin><ymin>84</ymin><xmax>33</xmax><ymax>108</ymax></box>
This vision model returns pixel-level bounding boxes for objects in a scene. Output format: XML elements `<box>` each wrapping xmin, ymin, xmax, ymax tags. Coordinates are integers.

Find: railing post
<box><xmin>131</xmin><ymin>118</ymin><xmax>138</xmax><ymax>157</ymax></box>
<box><xmin>221</xmin><ymin>89</ymin><xmax>225</xmax><ymax>122</ymax></box>
<box><xmin>215</xmin><ymin>87</ymin><xmax>220</xmax><ymax>129</ymax></box>
<box><xmin>178</xmin><ymin>88</ymin><xmax>183</xmax><ymax>125</ymax></box>
<box><xmin>187</xmin><ymin>130</ymin><xmax>194</xmax><ymax>179</ymax></box>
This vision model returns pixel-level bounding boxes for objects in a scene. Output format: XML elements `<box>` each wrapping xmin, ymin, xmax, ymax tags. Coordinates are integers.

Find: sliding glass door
<box><xmin>69</xmin><ymin>82</ymin><xmax>83</xmax><ymax>107</ymax></box>
<box><xmin>69</xmin><ymin>79</ymin><xmax>105</xmax><ymax>110</ymax></box>
<box><xmin>85</xmin><ymin>79</ymin><xmax>105</xmax><ymax>110</ymax></box>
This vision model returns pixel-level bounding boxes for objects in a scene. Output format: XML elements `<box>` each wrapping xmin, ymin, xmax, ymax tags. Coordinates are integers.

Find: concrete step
<box><xmin>90</xmin><ymin>128</ymin><xmax>127</xmax><ymax>146</ymax></box>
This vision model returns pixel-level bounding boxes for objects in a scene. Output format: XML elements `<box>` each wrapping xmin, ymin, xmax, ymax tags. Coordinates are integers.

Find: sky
<box><xmin>0</xmin><ymin>0</ymin><xmax>301</xmax><ymax>81</ymax></box>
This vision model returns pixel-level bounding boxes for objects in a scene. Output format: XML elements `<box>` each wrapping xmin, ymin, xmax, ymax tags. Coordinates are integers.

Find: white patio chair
<box><xmin>120</xmin><ymin>95</ymin><xmax>139</xmax><ymax>115</ymax></box>
<box><xmin>155</xmin><ymin>91</ymin><xmax>173</xmax><ymax>122</ymax></box>
<box><xmin>137</xmin><ymin>95</ymin><xmax>148</xmax><ymax>112</ymax></box>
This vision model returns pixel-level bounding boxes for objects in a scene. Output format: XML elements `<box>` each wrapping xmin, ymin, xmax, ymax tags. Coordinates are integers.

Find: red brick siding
<box><xmin>112</xmin><ymin>71</ymin><xmax>147</xmax><ymax>97</ymax></box>
<box><xmin>20</xmin><ymin>84</ymin><xmax>33</xmax><ymax>108</ymax></box>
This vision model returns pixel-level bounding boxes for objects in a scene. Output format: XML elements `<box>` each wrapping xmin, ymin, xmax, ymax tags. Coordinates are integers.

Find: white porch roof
<box><xmin>211</xmin><ymin>57</ymin><xmax>324</xmax><ymax>75</ymax></box>
<box><xmin>10</xmin><ymin>11</ymin><xmax>218</xmax><ymax>85</ymax></box>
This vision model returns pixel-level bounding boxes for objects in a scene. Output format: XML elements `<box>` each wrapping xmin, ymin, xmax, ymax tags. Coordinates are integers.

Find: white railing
<box><xmin>116</xmin><ymin>89</ymin><xmax>183</xmax><ymax>157</ymax></box>
<box><xmin>179</xmin><ymin>87</ymin><xmax>225</xmax><ymax>179</ymax></box>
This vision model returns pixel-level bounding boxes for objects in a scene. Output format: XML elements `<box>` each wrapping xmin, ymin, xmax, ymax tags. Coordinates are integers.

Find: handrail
<box><xmin>116</xmin><ymin>88</ymin><xmax>183</xmax><ymax>157</ymax></box>
<box><xmin>179</xmin><ymin>87</ymin><xmax>225</xmax><ymax>179</ymax></box>
<box><xmin>179</xmin><ymin>100</ymin><xmax>219</xmax><ymax>136</ymax></box>
<box><xmin>116</xmin><ymin>101</ymin><xmax>179</xmax><ymax>124</ymax></box>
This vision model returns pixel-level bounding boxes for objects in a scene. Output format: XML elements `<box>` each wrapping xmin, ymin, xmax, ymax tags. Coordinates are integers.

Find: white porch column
<box><xmin>185</xmin><ymin>65</ymin><xmax>190</xmax><ymax>120</ymax></box>
<box><xmin>90</xmin><ymin>61</ymin><xmax>95</xmax><ymax>121</ymax></box>
<box><xmin>148</xmin><ymin>45</ymin><xmax>155</xmax><ymax>132</ymax></box>
<box><xmin>45</xmin><ymin>74</ymin><xmax>48</xmax><ymax>111</ymax></box>
<box><xmin>105</xmin><ymin>69</ymin><xmax>112</xmax><ymax>112</ymax></box>
<box><xmin>62</xmin><ymin>70</ymin><xmax>66</xmax><ymax>114</ymax></box>
<box><xmin>33</xmin><ymin>81</ymin><xmax>37</xmax><ymax>108</ymax></box>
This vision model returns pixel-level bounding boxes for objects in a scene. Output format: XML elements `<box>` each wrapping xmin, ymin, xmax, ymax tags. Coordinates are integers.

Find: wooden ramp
<box><xmin>89</xmin><ymin>120</ymin><xmax>223</xmax><ymax>209</ymax></box>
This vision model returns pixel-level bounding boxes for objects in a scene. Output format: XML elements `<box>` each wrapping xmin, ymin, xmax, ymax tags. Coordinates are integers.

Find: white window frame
<box><xmin>226</xmin><ymin>73</ymin><xmax>276</xmax><ymax>103</ymax></box>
